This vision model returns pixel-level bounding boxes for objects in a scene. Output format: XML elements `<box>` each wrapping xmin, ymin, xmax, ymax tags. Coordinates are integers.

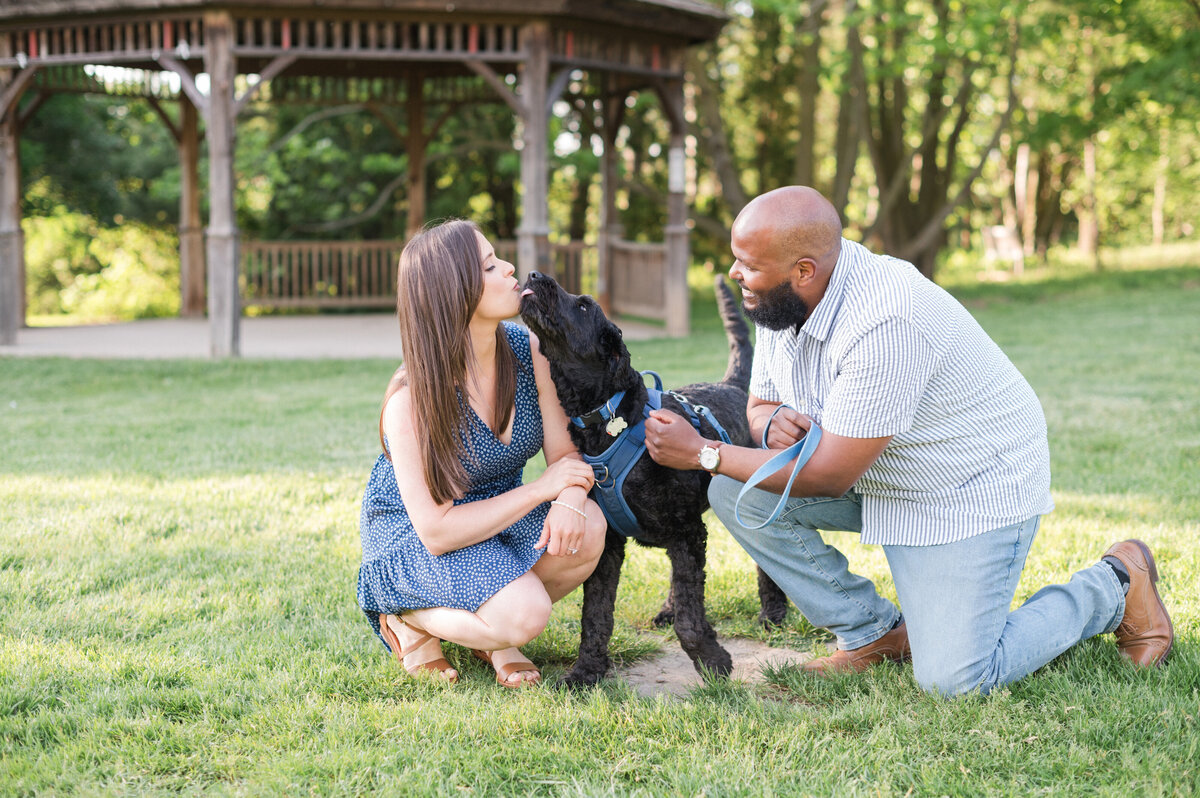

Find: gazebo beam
<box><xmin>656</xmin><ymin>78</ymin><xmax>689</xmax><ymax>338</ymax></box>
<box><xmin>517</xmin><ymin>21</ymin><xmax>550</xmax><ymax>281</ymax></box>
<box><xmin>179</xmin><ymin>97</ymin><xmax>205</xmax><ymax>317</ymax></box>
<box><xmin>0</xmin><ymin>111</ymin><xmax>20</xmax><ymax>346</ymax></box>
<box><xmin>204</xmin><ymin>10</ymin><xmax>239</xmax><ymax>357</ymax></box>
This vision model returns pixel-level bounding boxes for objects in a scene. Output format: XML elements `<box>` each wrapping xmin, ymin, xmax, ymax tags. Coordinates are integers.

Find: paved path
<box><xmin>0</xmin><ymin>314</ymin><xmax>666</xmax><ymax>360</ymax></box>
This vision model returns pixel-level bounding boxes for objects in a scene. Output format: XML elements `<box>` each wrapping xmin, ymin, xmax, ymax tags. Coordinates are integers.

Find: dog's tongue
<box><xmin>521</xmin><ymin>288</ymin><xmax>534</xmax><ymax>297</ymax></box>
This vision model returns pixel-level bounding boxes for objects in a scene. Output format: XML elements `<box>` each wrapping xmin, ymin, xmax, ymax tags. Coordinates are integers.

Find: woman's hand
<box><xmin>534</xmin><ymin>495</ymin><xmax>588</xmax><ymax>557</ymax></box>
<box><xmin>534</xmin><ymin>457</ymin><xmax>595</xmax><ymax>503</ymax></box>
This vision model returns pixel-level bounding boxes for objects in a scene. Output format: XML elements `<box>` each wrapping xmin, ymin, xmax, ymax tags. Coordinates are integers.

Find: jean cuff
<box><xmin>1097</xmin><ymin>560</ymin><xmax>1126</xmax><ymax>635</ymax></box>
<box><xmin>837</xmin><ymin>608</ymin><xmax>901</xmax><ymax>651</ymax></box>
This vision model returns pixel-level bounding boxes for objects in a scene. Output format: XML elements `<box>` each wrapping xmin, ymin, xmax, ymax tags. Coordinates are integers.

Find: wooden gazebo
<box><xmin>0</xmin><ymin>0</ymin><xmax>725</xmax><ymax>355</ymax></box>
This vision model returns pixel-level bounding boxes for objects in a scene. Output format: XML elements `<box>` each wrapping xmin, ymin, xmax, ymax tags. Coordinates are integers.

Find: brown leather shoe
<box><xmin>1104</xmin><ymin>540</ymin><xmax>1173</xmax><ymax>667</ymax></box>
<box><xmin>803</xmin><ymin>621</ymin><xmax>911</xmax><ymax>675</ymax></box>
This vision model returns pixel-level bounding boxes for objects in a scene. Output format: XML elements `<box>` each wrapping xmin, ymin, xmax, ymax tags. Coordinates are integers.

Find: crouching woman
<box><xmin>357</xmin><ymin>220</ymin><xmax>606</xmax><ymax>686</ymax></box>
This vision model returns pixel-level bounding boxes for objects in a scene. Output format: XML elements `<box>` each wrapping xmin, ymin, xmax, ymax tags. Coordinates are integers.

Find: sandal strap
<box><xmin>493</xmin><ymin>659</ymin><xmax>540</xmax><ymax>684</ymax></box>
<box><xmin>398</xmin><ymin>629</ymin><xmax>436</xmax><ymax>660</ymax></box>
<box><xmin>407</xmin><ymin>657</ymin><xmax>455</xmax><ymax>679</ymax></box>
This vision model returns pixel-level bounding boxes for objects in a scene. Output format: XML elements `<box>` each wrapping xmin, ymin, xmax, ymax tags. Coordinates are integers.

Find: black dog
<box><xmin>520</xmin><ymin>272</ymin><xmax>788</xmax><ymax>686</ymax></box>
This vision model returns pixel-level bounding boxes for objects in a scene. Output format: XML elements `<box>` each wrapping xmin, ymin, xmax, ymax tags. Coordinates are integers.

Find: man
<box><xmin>644</xmin><ymin>186</ymin><xmax>1173</xmax><ymax>697</ymax></box>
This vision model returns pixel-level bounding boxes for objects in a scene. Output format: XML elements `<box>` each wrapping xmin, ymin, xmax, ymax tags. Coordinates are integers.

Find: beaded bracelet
<box><xmin>550</xmin><ymin>499</ymin><xmax>587</xmax><ymax>519</ymax></box>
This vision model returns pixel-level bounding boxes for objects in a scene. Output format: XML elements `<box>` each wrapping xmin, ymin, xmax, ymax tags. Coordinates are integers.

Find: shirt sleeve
<box><xmin>819</xmin><ymin>317</ymin><xmax>939</xmax><ymax>439</ymax></box>
<box><xmin>749</xmin><ymin>332</ymin><xmax>781</xmax><ymax>402</ymax></box>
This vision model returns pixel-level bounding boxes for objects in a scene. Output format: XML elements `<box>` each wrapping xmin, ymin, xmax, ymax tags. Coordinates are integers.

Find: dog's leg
<box><xmin>756</xmin><ymin>566</ymin><xmax>789</xmax><ymax>628</ymax></box>
<box><xmin>561</xmin><ymin>531</ymin><xmax>627</xmax><ymax>688</ymax></box>
<box><xmin>652</xmin><ymin>584</ymin><xmax>675</xmax><ymax>628</ymax></box>
<box><xmin>666</xmin><ymin>528</ymin><xmax>733</xmax><ymax>680</ymax></box>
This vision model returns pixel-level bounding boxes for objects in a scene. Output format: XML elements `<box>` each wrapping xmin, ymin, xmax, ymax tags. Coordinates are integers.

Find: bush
<box><xmin>24</xmin><ymin>208</ymin><xmax>179</xmax><ymax>321</ymax></box>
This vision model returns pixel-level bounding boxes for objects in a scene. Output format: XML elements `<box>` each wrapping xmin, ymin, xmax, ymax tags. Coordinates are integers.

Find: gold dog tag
<box><xmin>606</xmin><ymin>417</ymin><xmax>628</xmax><ymax>437</ymax></box>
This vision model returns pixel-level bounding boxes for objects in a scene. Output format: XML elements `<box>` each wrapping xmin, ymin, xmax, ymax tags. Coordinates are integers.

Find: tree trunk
<box><xmin>1153</xmin><ymin>123</ymin><xmax>1169</xmax><ymax>246</ymax></box>
<box><xmin>793</xmin><ymin>1</ymin><xmax>827</xmax><ymax>188</ymax></box>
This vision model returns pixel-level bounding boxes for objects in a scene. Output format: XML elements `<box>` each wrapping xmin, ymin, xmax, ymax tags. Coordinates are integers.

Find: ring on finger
<box><xmin>568</xmin><ymin>547</ymin><xmax>579</xmax><ymax>555</ymax></box>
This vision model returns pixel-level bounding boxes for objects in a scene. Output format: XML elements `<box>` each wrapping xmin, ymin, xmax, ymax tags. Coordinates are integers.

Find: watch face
<box><xmin>699</xmin><ymin>446</ymin><xmax>719</xmax><ymax>471</ymax></box>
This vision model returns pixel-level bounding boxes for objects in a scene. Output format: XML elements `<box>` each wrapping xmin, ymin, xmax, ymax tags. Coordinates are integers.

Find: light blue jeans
<box><xmin>709</xmin><ymin>477</ymin><xmax>1126</xmax><ymax>696</ymax></box>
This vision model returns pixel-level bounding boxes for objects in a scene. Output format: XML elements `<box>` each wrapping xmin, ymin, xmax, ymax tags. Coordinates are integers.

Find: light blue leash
<box><xmin>733</xmin><ymin>405</ymin><xmax>823</xmax><ymax>530</ymax></box>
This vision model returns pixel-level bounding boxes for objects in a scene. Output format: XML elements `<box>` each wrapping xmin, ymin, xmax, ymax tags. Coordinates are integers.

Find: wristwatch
<box><xmin>698</xmin><ymin>442</ymin><xmax>722</xmax><ymax>474</ymax></box>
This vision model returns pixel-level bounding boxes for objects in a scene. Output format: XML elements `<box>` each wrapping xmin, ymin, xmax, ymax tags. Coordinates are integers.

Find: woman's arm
<box><xmin>529</xmin><ymin>330</ymin><xmax>593</xmax><ymax>556</ymax></box>
<box><xmin>386</xmin><ymin>386</ymin><xmax>593</xmax><ymax>556</ymax></box>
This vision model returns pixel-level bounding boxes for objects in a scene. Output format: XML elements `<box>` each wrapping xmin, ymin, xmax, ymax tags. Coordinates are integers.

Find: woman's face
<box><xmin>473</xmin><ymin>231</ymin><xmax>521</xmax><ymax>322</ymax></box>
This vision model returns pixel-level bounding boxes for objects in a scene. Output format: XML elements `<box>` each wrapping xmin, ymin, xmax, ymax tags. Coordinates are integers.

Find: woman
<box><xmin>357</xmin><ymin>219</ymin><xmax>606</xmax><ymax>686</ymax></box>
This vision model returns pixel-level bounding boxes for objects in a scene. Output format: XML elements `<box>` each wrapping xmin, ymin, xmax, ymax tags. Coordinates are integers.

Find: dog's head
<box><xmin>519</xmin><ymin>272</ymin><xmax>638</xmax><ymax>410</ymax></box>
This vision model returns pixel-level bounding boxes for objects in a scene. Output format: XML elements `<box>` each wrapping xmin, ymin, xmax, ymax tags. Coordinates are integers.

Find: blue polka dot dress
<box><xmin>357</xmin><ymin>322</ymin><xmax>548</xmax><ymax>651</ymax></box>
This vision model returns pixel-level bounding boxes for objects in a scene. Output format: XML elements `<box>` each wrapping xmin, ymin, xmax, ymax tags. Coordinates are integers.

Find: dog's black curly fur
<box><xmin>520</xmin><ymin>272</ymin><xmax>788</xmax><ymax>687</ymax></box>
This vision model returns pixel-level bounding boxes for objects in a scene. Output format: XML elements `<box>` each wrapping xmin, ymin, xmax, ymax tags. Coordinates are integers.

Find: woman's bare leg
<box><xmin>404</xmin><ymin>571</ymin><xmax>551</xmax><ymax>684</ymax></box>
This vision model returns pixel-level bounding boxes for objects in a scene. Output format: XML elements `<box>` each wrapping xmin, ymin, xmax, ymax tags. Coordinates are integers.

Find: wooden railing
<box><xmin>240</xmin><ymin>239</ymin><xmax>600</xmax><ymax>309</ymax></box>
<box><xmin>609</xmin><ymin>239</ymin><xmax>667</xmax><ymax>321</ymax></box>
<box><xmin>241</xmin><ymin>240</ymin><xmax>402</xmax><ymax>308</ymax></box>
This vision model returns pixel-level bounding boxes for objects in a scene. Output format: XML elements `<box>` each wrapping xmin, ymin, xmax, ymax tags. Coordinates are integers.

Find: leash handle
<box><xmin>759</xmin><ymin>403</ymin><xmax>796</xmax><ymax>450</ymax></box>
<box><xmin>733</xmin><ymin>422</ymin><xmax>823</xmax><ymax>531</ymax></box>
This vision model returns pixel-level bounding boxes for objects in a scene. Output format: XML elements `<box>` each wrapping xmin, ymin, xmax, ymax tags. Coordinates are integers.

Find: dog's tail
<box><xmin>715</xmin><ymin>274</ymin><xmax>753</xmax><ymax>391</ymax></box>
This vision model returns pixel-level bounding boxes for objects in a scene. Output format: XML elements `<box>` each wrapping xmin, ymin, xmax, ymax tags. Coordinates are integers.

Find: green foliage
<box><xmin>24</xmin><ymin>207</ymin><xmax>179</xmax><ymax>321</ymax></box>
<box><xmin>2</xmin><ymin>267</ymin><xmax>1198</xmax><ymax>795</ymax></box>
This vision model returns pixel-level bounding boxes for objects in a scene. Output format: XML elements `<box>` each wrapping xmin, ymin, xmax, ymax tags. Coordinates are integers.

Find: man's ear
<box><xmin>790</xmin><ymin>257</ymin><xmax>818</xmax><ymax>288</ymax></box>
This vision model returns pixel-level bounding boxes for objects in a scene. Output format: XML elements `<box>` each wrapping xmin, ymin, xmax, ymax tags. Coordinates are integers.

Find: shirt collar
<box><xmin>799</xmin><ymin>237</ymin><xmax>852</xmax><ymax>343</ymax></box>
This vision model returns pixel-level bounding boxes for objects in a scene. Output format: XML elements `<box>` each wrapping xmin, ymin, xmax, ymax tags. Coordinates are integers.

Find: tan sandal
<box><xmin>473</xmin><ymin>648</ymin><xmax>541</xmax><ymax>688</ymax></box>
<box><xmin>379</xmin><ymin>614</ymin><xmax>457</xmax><ymax>684</ymax></box>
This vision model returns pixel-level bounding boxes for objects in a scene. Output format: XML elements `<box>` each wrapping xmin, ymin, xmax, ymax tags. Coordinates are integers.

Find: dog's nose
<box><xmin>529</xmin><ymin>271</ymin><xmax>542</xmax><ymax>280</ymax></box>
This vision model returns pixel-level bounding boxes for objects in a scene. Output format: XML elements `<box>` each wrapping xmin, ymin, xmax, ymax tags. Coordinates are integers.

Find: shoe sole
<box><xmin>1128</xmin><ymin>539</ymin><xmax>1174</xmax><ymax>666</ymax></box>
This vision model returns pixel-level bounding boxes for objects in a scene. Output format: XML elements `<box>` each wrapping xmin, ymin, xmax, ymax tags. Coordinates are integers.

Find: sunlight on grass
<box><xmin>3</xmin><ymin>265</ymin><xmax>1199</xmax><ymax>795</ymax></box>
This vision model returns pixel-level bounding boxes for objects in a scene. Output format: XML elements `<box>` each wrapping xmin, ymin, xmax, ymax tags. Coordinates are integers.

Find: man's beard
<box><xmin>743</xmin><ymin>281</ymin><xmax>810</xmax><ymax>331</ymax></box>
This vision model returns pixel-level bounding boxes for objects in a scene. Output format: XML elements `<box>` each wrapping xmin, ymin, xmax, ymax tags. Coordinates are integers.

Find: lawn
<box><xmin>2</xmin><ymin>265</ymin><xmax>1198</xmax><ymax>796</ymax></box>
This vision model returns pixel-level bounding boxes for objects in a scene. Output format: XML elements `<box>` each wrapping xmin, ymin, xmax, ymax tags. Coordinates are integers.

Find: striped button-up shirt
<box><xmin>750</xmin><ymin>238</ymin><xmax>1054</xmax><ymax>546</ymax></box>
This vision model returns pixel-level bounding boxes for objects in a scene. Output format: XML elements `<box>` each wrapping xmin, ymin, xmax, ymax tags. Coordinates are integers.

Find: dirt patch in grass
<box><xmin>616</xmin><ymin>635</ymin><xmax>815</xmax><ymax>698</ymax></box>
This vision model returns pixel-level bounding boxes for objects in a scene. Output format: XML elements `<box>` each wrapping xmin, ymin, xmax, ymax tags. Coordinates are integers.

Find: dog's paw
<box><xmin>758</xmin><ymin>606</ymin><xmax>787</xmax><ymax>629</ymax></box>
<box><xmin>651</xmin><ymin>609</ymin><xmax>675</xmax><ymax>628</ymax></box>
<box><xmin>558</xmin><ymin>665</ymin><xmax>608</xmax><ymax>690</ymax></box>
<box><xmin>695</xmin><ymin>651</ymin><xmax>734</xmax><ymax>681</ymax></box>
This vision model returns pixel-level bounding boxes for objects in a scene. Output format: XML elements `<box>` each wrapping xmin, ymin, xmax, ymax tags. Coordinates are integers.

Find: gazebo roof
<box><xmin>0</xmin><ymin>0</ymin><xmax>727</xmax><ymax>44</ymax></box>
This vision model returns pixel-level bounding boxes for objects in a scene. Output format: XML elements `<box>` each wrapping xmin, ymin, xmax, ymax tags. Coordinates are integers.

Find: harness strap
<box><xmin>581</xmin><ymin>389</ymin><xmax>662</xmax><ymax>539</ymax></box>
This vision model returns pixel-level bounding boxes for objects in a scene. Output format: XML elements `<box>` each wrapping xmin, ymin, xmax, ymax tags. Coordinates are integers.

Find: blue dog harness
<box><xmin>570</xmin><ymin>371</ymin><xmax>731</xmax><ymax>541</ymax></box>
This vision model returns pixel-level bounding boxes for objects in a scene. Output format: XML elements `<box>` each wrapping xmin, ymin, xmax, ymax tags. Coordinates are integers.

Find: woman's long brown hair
<box><xmin>379</xmin><ymin>220</ymin><xmax>516</xmax><ymax>505</ymax></box>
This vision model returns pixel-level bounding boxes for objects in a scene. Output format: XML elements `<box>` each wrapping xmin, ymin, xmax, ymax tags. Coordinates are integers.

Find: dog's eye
<box><xmin>576</xmin><ymin>298</ymin><xmax>589</xmax><ymax>312</ymax></box>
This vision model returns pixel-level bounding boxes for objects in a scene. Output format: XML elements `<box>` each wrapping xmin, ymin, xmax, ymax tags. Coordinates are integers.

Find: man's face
<box><xmin>729</xmin><ymin>231</ymin><xmax>809</xmax><ymax>331</ymax></box>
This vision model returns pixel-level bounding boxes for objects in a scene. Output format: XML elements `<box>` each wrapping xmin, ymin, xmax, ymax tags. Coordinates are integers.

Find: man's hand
<box><xmin>761</xmin><ymin>406</ymin><xmax>812</xmax><ymax>449</ymax></box>
<box><xmin>645</xmin><ymin>409</ymin><xmax>707</xmax><ymax>470</ymax></box>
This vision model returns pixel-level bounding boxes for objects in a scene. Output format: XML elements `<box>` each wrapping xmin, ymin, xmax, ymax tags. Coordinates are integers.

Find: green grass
<box><xmin>3</xmin><ymin>265</ymin><xmax>1199</xmax><ymax>796</ymax></box>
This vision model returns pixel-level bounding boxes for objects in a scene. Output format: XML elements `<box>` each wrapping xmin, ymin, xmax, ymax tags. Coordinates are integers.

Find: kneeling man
<box><xmin>645</xmin><ymin>185</ymin><xmax>1173</xmax><ymax>697</ymax></box>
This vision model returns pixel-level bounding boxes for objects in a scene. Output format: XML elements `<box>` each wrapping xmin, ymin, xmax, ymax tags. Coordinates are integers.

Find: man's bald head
<box><xmin>732</xmin><ymin>186</ymin><xmax>843</xmax><ymax>271</ymax></box>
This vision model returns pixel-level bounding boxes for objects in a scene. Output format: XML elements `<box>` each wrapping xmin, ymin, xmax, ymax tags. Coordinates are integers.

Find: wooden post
<box><xmin>517</xmin><ymin>21</ymin><xmax>550</xmax><ymax>281</ymax></box>
<box><xmin>660</xmin><ymin>80</ymin><xmax>689</xmax><ymax>338</ymax></box>
<box><xmin>596</xmin><ymin>79</ymin><xmax>627</xmax><ymax>316</ymax></box>
<box><xmin>0</xmin><ymin>110</ymin><xmax>20</xmax><ymax>346</ymax></box>
<box><xmin>179</xmin><ymin>96</ymin><xmax>205</xmax><ymax>316</ymax></box>
<box><xmin>204</xmin><ymin>11</ymin><xmax>239</xmax><ymax>356</ymax></box>
<box><xmin>0</xmin><ymin>34</ymin><xmax>24</xmax><ymax>347</ymax></box>
<box><xmin>404</xmin><ymin>74</ymin><xmax>426</xmax><ymax>241</ymax></box>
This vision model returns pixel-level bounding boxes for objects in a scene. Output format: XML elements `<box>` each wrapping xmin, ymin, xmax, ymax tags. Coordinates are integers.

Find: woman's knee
<box><xmin>581</xmin><ymin>499</ymin><xmax>608</xmax><ymax>562</ymax></box>
<box><xmin>501</xmin><ymin>593</ymin><xmax>553</xmax><ymax>647</ymax></box>
<box><xmin>480</xmin><ymin>575</ymin><xmax>553</xmax><ymax>646</ymax></box>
